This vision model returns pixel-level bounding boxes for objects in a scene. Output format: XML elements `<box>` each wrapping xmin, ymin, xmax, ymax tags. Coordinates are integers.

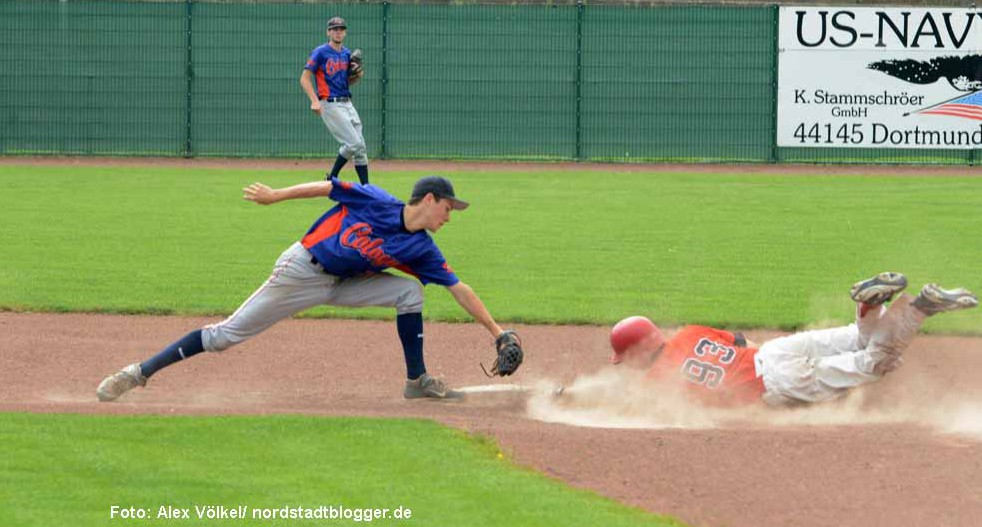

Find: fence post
<box><xmin>379</xmin><ymin>1</ymin><xmax>389</xmax><ymax>159</ymax></box>
<box><xmin>770</xmin><ymin>4</ymin><xmax>779</xmax><ymax>163</ymax></box>
<box><xmin>184</xmin><ymin>0</ymin><xmax>193</xmax><ymax>158</ymax></box>
<box><xmin>575</xmin><ymin>0</ymin><xmax>584</xmax><ymax>160</ymax></box>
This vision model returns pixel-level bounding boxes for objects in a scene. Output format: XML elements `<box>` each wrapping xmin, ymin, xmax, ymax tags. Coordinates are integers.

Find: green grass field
<box><xmin>0</xmin><ymin>413</ymin><xmax>679</xmax><ymax>527</ymax></box>
<box><xmin>1</xmin><ymin>165</ymin><xmax>979</xmax><ymax>333</ymax></box>
<box><xmin>2</xmin><ymin>164</ymin><xmax>980</xmax><ymax>527</ymax></box>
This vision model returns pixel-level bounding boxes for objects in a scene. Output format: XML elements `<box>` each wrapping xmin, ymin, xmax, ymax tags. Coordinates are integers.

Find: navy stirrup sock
<box><xmin>327</xmin><ymin>155</ymin><xmax>349</xmax><ymax>180</ymax></box>
<box><xmin>396</xmin><ymin>313</ymin><xmax>426</xmax><ymax>379</ymax></box>
<box><xmin>140</xmin><ymin>329</ymin><xmax>205</xmax><ymax>378</ymax></box>
<box><xmin>354</xmin><ymin>164</ymin><xmax>369</xmax><ymax>185</ymax></box>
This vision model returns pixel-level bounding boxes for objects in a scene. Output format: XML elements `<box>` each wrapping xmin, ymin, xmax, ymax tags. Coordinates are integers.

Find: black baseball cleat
<box><xmin>850</xmin><ymin>272</ymin><xmax>908</xmax><ymax>305</ymax></box>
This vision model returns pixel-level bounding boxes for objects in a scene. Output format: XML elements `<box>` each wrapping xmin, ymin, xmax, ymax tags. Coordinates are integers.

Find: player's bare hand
<box><xmin>243</xmin><ymin>182</ymin><xmax>277</xmax><ymax>205</ymax></box>
<box><xmin>310</xmin><ymin>101</ymin><xmax>323</xmax><ymax>114</ymax></box>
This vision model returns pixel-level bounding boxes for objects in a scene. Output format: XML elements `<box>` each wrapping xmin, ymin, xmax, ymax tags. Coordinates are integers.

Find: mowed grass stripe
<box><xmin>0</xmin><ymin>413</ymin><xmax>681</xmax><ymax>527</ymax></box>
<box><xmin>0</xmin><ymin>166</ymin><xmax>979</xmax><ymax>333</ymax></box>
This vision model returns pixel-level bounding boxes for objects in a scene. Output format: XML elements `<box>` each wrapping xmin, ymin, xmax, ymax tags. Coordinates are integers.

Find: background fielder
<box><xmin>608</xmin><ymin>272</ymin><xmax>978</xmax><ymax>407</ymax></box>
<box><xmin>301</xmin><ymin>16</ymin><xmax>369</xmax><ymax>184</ymax></box>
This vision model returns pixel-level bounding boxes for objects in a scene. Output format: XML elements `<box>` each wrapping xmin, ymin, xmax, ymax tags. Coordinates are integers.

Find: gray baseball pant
<box><xmin>201</xmin><ymin>242</ymin><xmax>423</xmax><ymax>352</ymax></box>
<box><xmin>319</xmin><ymin>101</ymin><xmax>368</xmax><ymax>165</ymax></box>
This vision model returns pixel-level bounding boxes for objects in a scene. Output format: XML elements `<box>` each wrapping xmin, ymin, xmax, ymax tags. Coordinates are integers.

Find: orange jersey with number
<box><xmin>645</xmin><ymin>325</ymin><xmax>765</xmax><ymax>406</ymax></box>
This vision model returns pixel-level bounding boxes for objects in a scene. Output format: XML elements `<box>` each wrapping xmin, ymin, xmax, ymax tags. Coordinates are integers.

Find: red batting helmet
<box><xmin>609</xmin><ymin>316</ymin><xmax>663</xmax><ymax>365</ymax></box>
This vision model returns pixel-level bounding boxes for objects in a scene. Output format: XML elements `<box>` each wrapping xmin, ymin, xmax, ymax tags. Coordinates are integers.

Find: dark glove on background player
<box><xmin>349</xmin><ymin>49</ymin><xmax>364</xmax><ymax>79</ymax></box>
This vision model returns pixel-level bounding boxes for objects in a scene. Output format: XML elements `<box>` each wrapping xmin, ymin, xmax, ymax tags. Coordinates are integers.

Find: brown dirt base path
<box><xmin>2</xmin><ymin>312</ymin><xmax>982</xmax><ymax>527</ymax></box>
<box><xmin>2</xmin><ymin>155</ymin><xmax>981</xmax><ymax>176</ymax></box>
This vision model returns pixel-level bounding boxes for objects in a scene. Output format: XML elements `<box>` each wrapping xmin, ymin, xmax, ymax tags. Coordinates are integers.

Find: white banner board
<box><xmin>777</xmin><ymin>7</ymin><xmax>982</xmax><ymax>148</ymax></box>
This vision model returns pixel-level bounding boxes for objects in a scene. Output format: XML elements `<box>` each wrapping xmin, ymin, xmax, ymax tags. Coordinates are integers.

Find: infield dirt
<box><xmin>3</xmin><ymin>312</ymin><xmax>981</xmax><ymax>527</ymax></box>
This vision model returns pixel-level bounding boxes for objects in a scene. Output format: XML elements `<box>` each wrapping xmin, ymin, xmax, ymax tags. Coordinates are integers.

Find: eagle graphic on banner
<box><xmin>868</xmin><ymin>55</ymin><xmax>982</xmax><ymax>120</ymax></box>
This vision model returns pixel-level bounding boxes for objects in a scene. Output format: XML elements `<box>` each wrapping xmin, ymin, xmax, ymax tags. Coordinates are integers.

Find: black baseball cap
<box><xmin>328</xmin><ymin>17</ymin><xmax>346</xmax><ymax>30</ymax></box>
<box><xmin>411</xmin><ymin>176</ymin><xmax>469</xmax><ymax>210</ymax></box>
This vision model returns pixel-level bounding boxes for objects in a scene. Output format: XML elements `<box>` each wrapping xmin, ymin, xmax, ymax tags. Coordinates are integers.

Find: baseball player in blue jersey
<box><xmin>96</xmin><ymin>176</ymin><xmax>522</xmax><ymax>401</ymax></box>
<box><xmin>301</xmin><ymin>16</ymin><xmax>369</xmax><ymax>184</ymax></box>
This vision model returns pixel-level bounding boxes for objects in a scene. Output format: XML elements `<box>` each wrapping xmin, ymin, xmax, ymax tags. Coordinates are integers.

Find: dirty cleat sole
<box><xmin>850</xmin><ymin>272</ymin><xmax>908</xmax><ymax>305</ymax></box>
<box><xmin>916</xmin><ymin>284</ymin><xmax>979</xmax><ymax>314</ymax></box>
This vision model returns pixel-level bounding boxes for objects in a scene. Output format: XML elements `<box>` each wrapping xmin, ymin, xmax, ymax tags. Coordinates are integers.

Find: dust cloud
<box><xmin>525</xmin><ymin>367</ymin><xmax>982</xmax><ymax>441</ymax></box>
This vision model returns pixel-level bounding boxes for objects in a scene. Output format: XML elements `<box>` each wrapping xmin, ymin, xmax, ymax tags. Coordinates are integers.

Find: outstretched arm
<box><xmin>243</xmin><ymin>180</ymin><xmax>332</xmax><ymax>205</ymax></box>
<box><xmin>447</xmin><ymin>281</ymin><xmax>504</xmax><ymax>339</ymax></box>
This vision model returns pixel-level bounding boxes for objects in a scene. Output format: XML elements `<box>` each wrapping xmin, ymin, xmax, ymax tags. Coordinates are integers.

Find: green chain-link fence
<box><xmin>0</xmin><ymin>0</ymin><xmax>976</xmax><ymax>164</ymax></box>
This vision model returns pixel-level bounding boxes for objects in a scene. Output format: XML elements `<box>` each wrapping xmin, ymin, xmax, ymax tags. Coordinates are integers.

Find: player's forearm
<box><xmin>272</xmin><ymin>181</ymin><xmax>332</xmax><ymax>202</ymax></box>
<box><xmin>300</xmin><ymin>71</ymin><xmax>319</xmax><ymax>103</ymax></box>
<box><xmin>243</xmin><ymin>181</ymin><xmax>331</xmax><ymax>205</ymax></box>
<box><xmin>448</xmin><ymin>282</ymin><xmax>503</xmax><ymax>338</ymax></box>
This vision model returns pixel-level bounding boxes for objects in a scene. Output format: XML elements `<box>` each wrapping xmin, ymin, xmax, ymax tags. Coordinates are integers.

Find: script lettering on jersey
<box><xmin>324</xmin><ymin>58</ymin><xmax>349</xmax><ymax>76</ymax></box>
<box><xmin>340</xmin><ymin>223</ymin><xmax>403</xmax><ymax>268</ymax></box>
<box><xmin>693</xmin><ymin>338</ymin><xmax>736</xmax><ymax>364</ymax></box>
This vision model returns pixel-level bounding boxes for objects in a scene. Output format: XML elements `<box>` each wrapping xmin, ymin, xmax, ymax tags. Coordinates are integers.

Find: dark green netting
<box><xmin>0</xmin><ymin>0</ymin><xmax>976</xmax><ymax>164</ymax></box>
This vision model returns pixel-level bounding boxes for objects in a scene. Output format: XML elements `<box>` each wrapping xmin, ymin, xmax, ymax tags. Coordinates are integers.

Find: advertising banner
<box><xmin>778</xmin><ymin>7</ymin><xmax>982</xmax><ymax>148</ymax></box>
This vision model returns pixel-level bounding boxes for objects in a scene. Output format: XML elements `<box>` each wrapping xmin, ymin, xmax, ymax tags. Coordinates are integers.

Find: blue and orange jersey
<box><xmin>304</xmin><ymin>44</ymin><xmax>352</xmax><ymax>99</ymax></box>
<box><xmin>646</xmin><ymin>326</ymin><xmax>765</xmax><ymax>406</ymax></box>
<box><xmin>301</xmin><ymin>181</ymin><xmax>459</xmax><ymax>287</ymax></box>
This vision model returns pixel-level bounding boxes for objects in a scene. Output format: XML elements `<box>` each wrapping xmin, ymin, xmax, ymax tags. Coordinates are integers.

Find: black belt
<box><xmin>321</xmin><ymin>97</ymin><xmax>350</xmax><ymax>102</ymax></box>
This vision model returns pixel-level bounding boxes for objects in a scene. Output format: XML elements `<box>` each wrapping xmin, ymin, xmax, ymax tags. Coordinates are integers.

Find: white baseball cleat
<box><xmin>96</xmin><ymin>363</ymin><xmax>146</xmax><ymax>402</ymax></box>
<box><xmin>914</xmin><ymin>284</ymin><xmax>979</xmax><ymax>315</ymax></box>
<box><xmin>850</xmin><ymin>272</ymin><xmax>908</xmax><ymax>305</ymax></box>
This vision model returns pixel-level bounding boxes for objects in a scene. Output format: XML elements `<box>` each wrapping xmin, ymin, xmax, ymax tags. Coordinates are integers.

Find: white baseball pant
<box><xmin>755</xmin><ymin>294</ymin><xmax>926</xmax><ymax>405</ymax></box>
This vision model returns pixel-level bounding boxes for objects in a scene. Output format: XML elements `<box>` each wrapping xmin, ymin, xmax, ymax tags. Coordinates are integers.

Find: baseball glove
<box><xmin>349</xmin><ymin>49</ymin><xmax>364</xmax><ymax>79</ymax></box>
<box><xmin>482</xmin><ymin>330</ymin><xmax>524</xmax><ymax>377</ymax></box>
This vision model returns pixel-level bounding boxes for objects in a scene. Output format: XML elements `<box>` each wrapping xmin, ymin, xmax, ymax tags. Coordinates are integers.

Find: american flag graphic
<box><xmin>918</xmin><ymin>90</ymin><xmax>982</xmax><ymax>121</ymax></box>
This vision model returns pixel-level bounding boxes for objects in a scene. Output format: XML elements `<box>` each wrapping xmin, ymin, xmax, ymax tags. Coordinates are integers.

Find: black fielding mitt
<box><xmin>483</xmin><ymin>330</ymin><xmax>524</xmax><ymax>377</ymax></box>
